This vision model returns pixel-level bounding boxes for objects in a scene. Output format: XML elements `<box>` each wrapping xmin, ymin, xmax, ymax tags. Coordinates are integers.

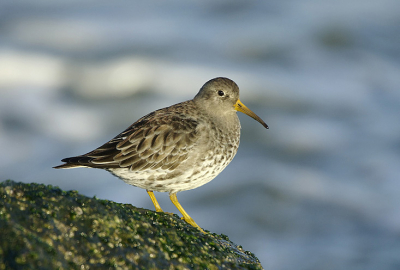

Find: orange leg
<box><xmin>170</xmin><ymin>193</ymin><xmax>205</xmax><ymax>233</ymax></box>
<box><xmin>146</xmin><ymin>190</ymin><xmax>163</xmax><ymax>212</ymax></box>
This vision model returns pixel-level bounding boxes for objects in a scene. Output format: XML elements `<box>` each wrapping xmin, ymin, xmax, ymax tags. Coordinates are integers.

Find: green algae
<box><xmin>0</xmin><ymin>180</ymin><xmax>263</xmax><ymax>270</ymax></box>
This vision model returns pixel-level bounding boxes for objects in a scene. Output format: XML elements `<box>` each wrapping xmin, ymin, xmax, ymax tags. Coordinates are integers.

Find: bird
<box><xmin>54</xmin><ymin>77</ymin><xmax>268</xmax><ymax>233</ymax></box>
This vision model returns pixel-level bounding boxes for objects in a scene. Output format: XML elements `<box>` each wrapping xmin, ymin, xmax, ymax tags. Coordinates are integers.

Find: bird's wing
<box><xmin>55</xmin><ymin>108</ymin><xmax>200</xmax><ymax>172</ymax></box>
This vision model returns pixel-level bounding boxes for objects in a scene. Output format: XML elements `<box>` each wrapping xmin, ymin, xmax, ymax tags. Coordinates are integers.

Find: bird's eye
<box><xmin>218</xmin><ymin>90</ymin><xmax>225</xmax><ymax>96</ymax></box>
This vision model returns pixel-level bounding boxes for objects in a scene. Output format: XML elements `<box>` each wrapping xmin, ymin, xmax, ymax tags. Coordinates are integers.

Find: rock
<box><xmin>0</xmin><ymin>180</ymin><xmax>263</xmax><ymax>270</ymax></box>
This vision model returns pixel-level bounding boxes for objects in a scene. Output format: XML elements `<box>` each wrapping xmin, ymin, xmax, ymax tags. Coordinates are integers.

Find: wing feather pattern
<box><xmin>54</xmin><ymin>103</ymin><xmax>200</xmax><ymax>173</ymax></box>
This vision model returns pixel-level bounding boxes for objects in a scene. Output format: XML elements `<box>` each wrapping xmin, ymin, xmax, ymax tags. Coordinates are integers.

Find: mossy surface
<box><xmin>0</xmin><ymin>180</ymin><xmax>263</xmax><ymax>270</ymax></box>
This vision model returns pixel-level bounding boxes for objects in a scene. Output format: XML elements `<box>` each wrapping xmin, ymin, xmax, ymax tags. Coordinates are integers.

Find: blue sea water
<box><xmin>1</xmin><ymin>1</ymin><xmax>400</xmax><ymax>269</ymax></box>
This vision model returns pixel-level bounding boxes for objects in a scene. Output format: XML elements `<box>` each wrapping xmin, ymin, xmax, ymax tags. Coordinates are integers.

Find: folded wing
<box><xmin>54</xmin><ymin>109</ymin><xmax>199</xmax><ymax>172</ymax></box>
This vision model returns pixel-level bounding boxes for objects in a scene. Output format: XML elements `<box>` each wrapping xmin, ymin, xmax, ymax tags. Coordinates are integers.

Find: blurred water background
<box><xmin>1</xmin><ymin>1</ymin><xmax>400</xmax><ymax>269</ymax></box>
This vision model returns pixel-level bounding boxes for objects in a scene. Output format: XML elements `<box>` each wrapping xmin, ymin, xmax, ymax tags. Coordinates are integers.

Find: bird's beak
<box><xmin>234</xmin><ymin>99</ymin><xmax>269</xmax><ymax>129</ymax></box>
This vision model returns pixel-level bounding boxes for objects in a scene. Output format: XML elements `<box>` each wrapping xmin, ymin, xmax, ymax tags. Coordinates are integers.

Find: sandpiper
<box><xmin>54</xmin><ymin>77</ymin><xmax>268</xmax><ymax>232</ymax></box>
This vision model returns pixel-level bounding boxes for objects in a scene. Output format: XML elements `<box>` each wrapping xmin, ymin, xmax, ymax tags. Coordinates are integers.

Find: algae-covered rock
<box><xmin>0</xmin><ymin>180</ymin><xmax>263</xmax><ymax>270</ymax></box>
